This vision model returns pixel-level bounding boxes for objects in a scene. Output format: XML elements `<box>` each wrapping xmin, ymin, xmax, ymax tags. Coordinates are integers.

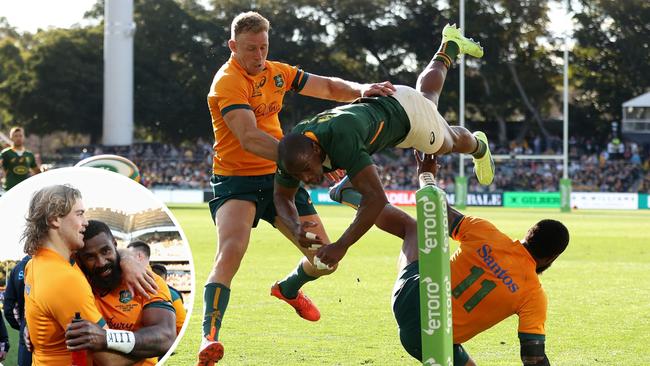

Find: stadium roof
<box><xmin>86</xmin><ymin>207</ymin><xmax>175</xmax><ymax>233</ymax></box>
<box><xmin>623</xmin><ymin>92</ymin><xmax>650</xmax><ymax>107</ymax></box>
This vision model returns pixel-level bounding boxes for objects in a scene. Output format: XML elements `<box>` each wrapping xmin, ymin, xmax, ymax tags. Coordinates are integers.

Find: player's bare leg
<box><xmin>198</xmin><ymin>199</ymin><xmax>256</xmax><ymax>365</ymax></box>
<box><xmin>417</xmin><ymin>24</ymin><xmax>494</xmax><ymax>185</ymax></box>
<box><xmin>271</xmin><ymin>214</ymin><xmax>336</xmax><ymax>322</ymax></box>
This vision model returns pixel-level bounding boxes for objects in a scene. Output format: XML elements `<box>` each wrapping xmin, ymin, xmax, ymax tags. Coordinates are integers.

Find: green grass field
<box><xmin>163</xmin><ymin>204</ymin><xmax>650</xmax><ymax>365</ymax></box>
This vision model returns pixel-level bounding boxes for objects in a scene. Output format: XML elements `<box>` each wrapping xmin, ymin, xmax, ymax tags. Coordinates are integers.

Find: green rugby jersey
<box><xmin>1</xmin><ymin>147</ymin><xmax>37</xmax><ymax>190</ymax></box>
<box><xmin>276</xmin><ymin>96</ymin><xmax>410</xmax><ymax>188</ymax></box>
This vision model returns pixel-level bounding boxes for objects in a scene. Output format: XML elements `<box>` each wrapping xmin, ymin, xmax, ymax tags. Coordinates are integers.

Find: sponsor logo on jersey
<box><xmin>119</xmin><ymin>290</ymin><xmax>133</xmax><ymax>304</ymax></box>
<box><xmin>107</xmin><ymin>316</ymin><xmax>135</xmax><ymax>331</ymax></box>
<box><xmin>477</xmin><ymin>244</ymin><xmax>519</xmax><ymax>293</ymax></box>
<box><xmin>274</xmin><ymin>74</ymin><xmax>284</xmax><ymax>87</ymax></box>
<box><xmin>316</xmin><ymin>113</ymin><xmax>335</xmax><ymax>124</ymax></box>
<box><xmin>252</xmin><ymin>76</ymin><xmax>267</xmax><ymax>97</ymax></box>
<box><xmin>13</xmin><ymin>166</ymin><xmax>29</xmax><ymax>175</ymax></box>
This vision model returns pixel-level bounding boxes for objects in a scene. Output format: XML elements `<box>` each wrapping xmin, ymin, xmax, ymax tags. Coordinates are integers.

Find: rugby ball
<box><xmin>75</xmin><ymin>154</ymin><xmax>141</xmax><ymax>182</ymax></box>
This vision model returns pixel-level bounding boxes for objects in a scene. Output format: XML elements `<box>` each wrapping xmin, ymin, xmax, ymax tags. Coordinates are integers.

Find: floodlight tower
<box><xmin>455</xmin><ymin>0</ymin><xmax>468</xmax><ymax>209</ymax></box>
<box><xmin>103</xmin><ymin>0</ymin><xmax>135</xmax><ymax>145</ymax></box>
<box><xmin>560</xmin><ymin>0</ymin><xmax>572</xmax><ymax>212</ymax></box>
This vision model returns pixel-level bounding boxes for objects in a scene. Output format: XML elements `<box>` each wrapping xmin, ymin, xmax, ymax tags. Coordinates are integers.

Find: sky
<box><xmin>1</xmin><ymin>0</ymin><xmax>574</xmax><ymax>35</ymax></box>
<box><xmin>0</xmin><ymin>0</ymin><xmax>98</xmax><ymax>33</ymax></box>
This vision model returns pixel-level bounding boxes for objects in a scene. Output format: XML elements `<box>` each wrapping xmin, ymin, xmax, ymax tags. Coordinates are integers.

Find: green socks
<box><xmin>202</xmin><ymin>283</ymin><xmax>230</xmax><ymax>340</ymax></box>
<box><xmin>278</xmin><ymin>263</ymin><xmax>317</xmax><ymax>299</ymax></box>
<box><xmin>434</xmin><ymin>41</ymin><xmax>460</xmax><ymax>68</ymax></box>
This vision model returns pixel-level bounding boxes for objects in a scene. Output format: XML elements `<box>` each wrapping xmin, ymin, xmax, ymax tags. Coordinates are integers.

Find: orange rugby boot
<box><xmin>196</xmin><ymin>336</ymin><xmax>224</xmax><ymax>366</ymax></box>
<box><xmin>270</xmin><ymin>282</ymin><xmax>321</xmax><ymax>321</ymax></box>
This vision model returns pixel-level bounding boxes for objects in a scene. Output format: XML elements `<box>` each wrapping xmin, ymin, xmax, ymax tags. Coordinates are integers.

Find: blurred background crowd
<box><xmin>16</xmin><ymin>134</ymin><xmax>647</xmax><ymax>194</ymax></box>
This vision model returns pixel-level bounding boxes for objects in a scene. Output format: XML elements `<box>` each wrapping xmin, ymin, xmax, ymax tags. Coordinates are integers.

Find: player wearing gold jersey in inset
<box><xmin>201</xmin><ymin>10</ymin><xmax>396</xmax><ymax>365</ymax></box>
<box><xmin>23</xmin><ymin>185</ymin><xmax>149</xmax><ymax>366</ymax></box>
<box><xmin>151</xmin><ymin>263</ymin><xmax>188</xmax><ymax>335</ymax></box>
<box><xmin>65</xmin><ymin>220</ymin><xmax>177</xmax><ymax>366</ymax></box>
<box><xmin>329</xmin><ymin>154</ymin><xmax>569</xmax><ymax>365</ymax></box>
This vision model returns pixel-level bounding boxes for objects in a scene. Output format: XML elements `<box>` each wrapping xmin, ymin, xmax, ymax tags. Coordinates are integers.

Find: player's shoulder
<box><xmin>28</xmin><ymin>257</ymin><xmax>87</xmax><ymax>296</ymax></box>
<box><xmin>267</xmin><ymin>60</ymin><xmax>305</xmax><ymax>85</ymax></box>
<box><xmin>168</xmin><ymin>285</ymin><xmax>182</xmax><ymax>302</ymax></box>
<box><xmin>213</xmin><ymin>61</ymin><xmax>247</xmax><ymax>88</ymax></box>
<box><xmin>152</xmin><ymin>272</ymin><xmax>172</xmax><ymax>298</ymax></box>
<box><xmin>1</xmin><ymin>146</ymin><xmax>12</xmax><ymax>154</ymax></box>
<box><xmin>265</xmin><ymin>59</ymin><xmax>296</xmax><ymax>72</ymax></box>
<box><xmin>456</xmin><ymin>215</ymin><xmax>505</xmax><ymax>240</ymax></box>
<box><xmin>519</xmin><ymin>279</ymin><xmax>547</xmax><ymax>310</ymax></box>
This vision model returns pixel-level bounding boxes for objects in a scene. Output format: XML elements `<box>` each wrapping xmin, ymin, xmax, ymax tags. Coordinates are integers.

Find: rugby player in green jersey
<box><xmin>1</xmin><ymin>127</ymin><xmax>41</xmax><ymax>191</ymax></box>
<box><xmin>275</xmin><ymin>25</ymin><xmax>495</xmax><ymax>267</ymax></box>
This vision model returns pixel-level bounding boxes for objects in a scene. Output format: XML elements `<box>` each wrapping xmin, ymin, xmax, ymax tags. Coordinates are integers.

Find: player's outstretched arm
<box><xmin>273</xmin><ymin>181</ymin><xmax>324</xmax><ymax>247</ymax></box>
<box><xmin>299</xmin><ymin>74</ymin><xmax>396</xmax><ymax>102</ymax></box>
<box><xmin>224</xmin><ymin>108</ymin><xmax>279</xmax><ymax>162</ymax></box>
<box><xmin>520</xmin><ymin>338</ymin><xmax>550</xmax><ymax>366</ymax></box>
<box><xmin>316</xmin><ymin>165</ymin><xmax>387</xmax><ymax>266</ymax></box>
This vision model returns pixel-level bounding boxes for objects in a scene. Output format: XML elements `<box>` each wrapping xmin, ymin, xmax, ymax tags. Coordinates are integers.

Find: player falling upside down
<box><xmin>329</xmin><ymin>153</ymin><xmax>569</xmax><ymax>365</ymax></box>
<box><xmin>200</xmin><ymin>11</ymin><xmax>395</xmax><ymax>365</ymax></box>
<box><xmin>275</xmin><ymin>24</ymin><xmax>495</xmax><ymax>268</ymax></box>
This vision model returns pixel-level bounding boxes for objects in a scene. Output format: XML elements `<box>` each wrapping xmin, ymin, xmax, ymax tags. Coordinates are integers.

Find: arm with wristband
<box><xmin>520</xmin><ymin>338</ymin><xmax>550</xmax><ymax>365</ymax></box>
<box><xmin>65</xmin><ymin>305</ymin><xmax>176</xmax><ymax>360</ymax></box>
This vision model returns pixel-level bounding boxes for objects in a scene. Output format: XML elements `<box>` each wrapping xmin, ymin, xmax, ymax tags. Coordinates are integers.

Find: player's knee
<box><xmin>436</xmin><ymin>137</ymin><xmax>454</xmax><ymax>154</ymax></box>
<box><xmin>214</xmin><ymin>244</ymin><xmax>247</xmax><ymax>269</ymax></box>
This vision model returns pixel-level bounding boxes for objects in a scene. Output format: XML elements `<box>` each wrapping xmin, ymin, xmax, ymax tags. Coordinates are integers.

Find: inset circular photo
<box><xmin>0</xmin><ymin>167</ymin><xmax>193</xmax><ymax>366</ymax></box>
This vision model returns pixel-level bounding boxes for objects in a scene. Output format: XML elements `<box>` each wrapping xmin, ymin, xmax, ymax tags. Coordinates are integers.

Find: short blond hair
<box><xmin>21</xmin><ymin>184</ymin><xmax>82</xmax><ymax>255</ymax></box>
<box><xmin>9</xmin><ymin>126</ymin><xmax>23</xmax><ymax>137</ymax></box>
<box><xmin>231</xmin><ymin>11</ymin><xmax>270</xmax><ymax>39</ymax></box>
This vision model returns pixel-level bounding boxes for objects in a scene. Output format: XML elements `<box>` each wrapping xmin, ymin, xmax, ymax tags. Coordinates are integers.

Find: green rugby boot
<box><xmin>442</xmin><ymin>23</ymin><xmax>484</xmax><ymax>58</ymax></box>
<box><xmin>472</xmin><ymin>131</ymin><xmax>495</xmax><ymax>185</ymax></box>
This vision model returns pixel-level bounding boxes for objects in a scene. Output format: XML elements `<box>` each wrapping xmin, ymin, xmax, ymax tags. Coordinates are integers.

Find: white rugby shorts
<box><xmin>391</xmin><ymin>85</ymin><xmax>447</xmax><ymax>154</ymax></box>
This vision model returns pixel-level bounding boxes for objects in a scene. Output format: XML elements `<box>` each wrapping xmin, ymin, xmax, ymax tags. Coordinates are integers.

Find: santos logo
<box><xmin>417</xmin><ymin>195</ymin><xmax>449</xmax><ymax>254</ymax></box>
<box><xmin>420</xmin><ymin>276</ymin><xmax>452</xmax><ymax>336</ymax></box>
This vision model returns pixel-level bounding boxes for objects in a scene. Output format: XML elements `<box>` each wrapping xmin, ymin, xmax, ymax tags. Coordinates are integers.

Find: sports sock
<box><xmin>278</xmin><ymin>262</ymin><xmax>317</xmax><ymax>299</ymax></box>
<box><xmin>202</xmin><ymin>283</ymin><xmax>230</xmax><ymax>340</ymax></box>
<box><xmin>471</xmin><ymin>136</ymin><xmax>487</xmax><ymax>159</ymax></box>
<box><xmin>433</xmin><ymin>41</ymin><xmax>460</xmax><ymax>69</ymax></box>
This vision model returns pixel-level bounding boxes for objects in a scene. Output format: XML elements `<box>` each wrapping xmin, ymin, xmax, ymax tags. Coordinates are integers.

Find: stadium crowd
<box><xmin>370</xmin><ymin>135</ymin><xmax>650</xmax><ymax>193</ymax></box>
<box><xmin>13</xmin><ymin>135</ymin><xmax>650</xmax><ymax>193</ymax></box>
